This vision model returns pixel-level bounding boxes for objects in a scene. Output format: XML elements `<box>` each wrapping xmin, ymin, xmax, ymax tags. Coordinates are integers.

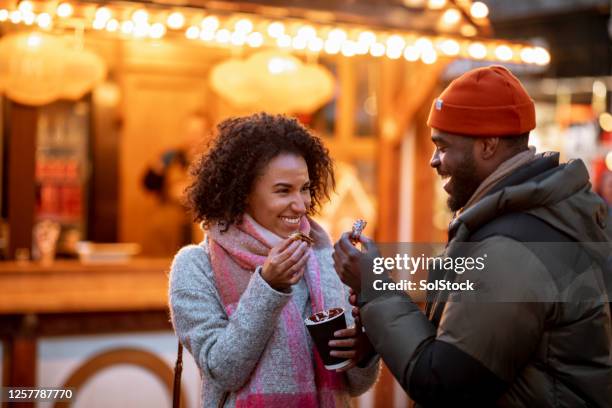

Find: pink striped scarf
<box><xmin>207</xmin><ymin>215</ymin><xmax>344</xmax><ymax>407</ymax></box>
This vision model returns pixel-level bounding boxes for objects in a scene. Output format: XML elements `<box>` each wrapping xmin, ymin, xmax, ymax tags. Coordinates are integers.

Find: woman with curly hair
<box><xmin>169</xmin><ymin>113</ymin><xmax>379</xmax><ymax>407</ymax></box>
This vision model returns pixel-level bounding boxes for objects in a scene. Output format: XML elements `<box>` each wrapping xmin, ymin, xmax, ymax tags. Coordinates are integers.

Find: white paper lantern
<box><xmin>0</xmin><ymin>31</ymin><xmax>107</xmax><ymax>105</ymax></box>
<box><xmin>209</xmin><ymin>50</ymin><xmax>335</xmax><ymax>114</ymax></box>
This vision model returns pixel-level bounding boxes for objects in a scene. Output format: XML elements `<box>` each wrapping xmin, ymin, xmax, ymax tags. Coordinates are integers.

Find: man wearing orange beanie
<box><xmin>333</xmin><ymin>66</ymin><xmax>612</xmax><ymax>406</ymax></box>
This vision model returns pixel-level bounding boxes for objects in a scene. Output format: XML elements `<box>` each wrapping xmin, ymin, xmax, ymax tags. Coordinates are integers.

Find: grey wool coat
<box><xmin>169</xmin><ymin>235</ymin><xmax>380</xmax><ymax>407</ymax></box>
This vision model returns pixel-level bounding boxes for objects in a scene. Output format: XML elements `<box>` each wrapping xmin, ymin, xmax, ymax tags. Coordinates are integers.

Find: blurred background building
<box><xmin>0</xmin><ymin>0</ymin><xmax>609</xmax><ymax>407</ymax></box>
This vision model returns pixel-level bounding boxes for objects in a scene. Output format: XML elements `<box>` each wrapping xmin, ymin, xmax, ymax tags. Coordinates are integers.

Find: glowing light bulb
<box><xmin>234</xmin><ymin>18</ymin><xmax>253</xmax><ymax>34</ymax></box>
<box><xmin>421</xmin><ymin>48</ymin><xmax>438</xmax><ymax>64</ymax></box>
<box><xmin>297</xmin><ymin>25</ymin><xmax>316</xmax><ymax>40</ymax></box>
<box><xmin>520</xmin><ymin>47</ymin><xmax>536</xmax><ymax>64</ymax></box>
<box><xmin>185</xmin><ymin>26</ymin><xmax>200</xmax><ymax>39</ymax></box>
<box><xmin>599</xmin><ymin>113</ymin><xmax>612</xmax><ymax>132</ymax></box>
<box><xmin>18</xmin><ymin>1</ymin><xmax>33</xmax><ymax>13</ymax></box>
<box><xmin>386</xmin><ymin>34</ymin><xmax>406</xmax><ymax>51</ymax></box>
<box><xmin>427</xmin><ymin>0</ymin><xmax>446</xmax><ymax>10</ymax></box>
<box><xmin>467</xmin><ymin>42</ymin><xmax>487</xmax><ymax>59</ymax></box>
<box><xmin>307</xmin><ymin>37</ymin><xmax>324</xmax><ymax>52</ymax></box>
<box><xmin>132</xmin><ymin>9</ymin><xmax>148</xmax><ymax>24</ymax></box>
<box><xmin>442</xmin><ymin>9</ymin><xmax>461</xmax><ymax>26</ymax></box>
<box><xmin>166</xmin><ymin>12</ymin><xmax>185</xmax><ymax>29</ymax></box>
<box><xmin>415</xmin><ymin>37</ymin><xmax>433</xmax><ymax>52</ymax></box>
<box><xmin>36</xmin><ymin>12</ymin><xmax>51</xmax><ymax>28</ymax></box>
<box><xmin>404</xmin><ymin>45</ymin><xmax>420</xmax><ymax>61</ymax></box>
<box><xmin>493</xmin><ymin>45</ymin><xmax>512</xmax><ymax>61</ymax></box>
<box><xmin>341</xmin><ymin>40</ymin><xmax>357</xmax><ymax>57</ymax></box>
<box><xmin>267</xmin><ymin>21</ymin><xmax>284</xmax><ymax>38</ymax></box>
<box><xmin>439</xmin><ymin>39</ymin><xmax>460</xmax><ymax>56</ymax></box>
<box><xmin>9</xmin><ymin>11</ymin><xmax>22</xmax><ymax>24</ymax></box>
<box><xmin>324</xmin><ymin>39</ymin><xmax>341</xmax><ymax>54</ymax></box>
<box><xmin>56</xmin><ymin>3</ymin><xmax>73</xmax><ymax>18</ymax></box>
<box><xmin>95</xmin><ymin>7</ymin><xmax>111</xmax><ymax>22</ymax></box>
<box><xmin>215</xmin><ymin>29</ymin><xmax>231</xmax><ymax>44</ymax></box>
<box><xmin>533</xmin><ymin>47</ymin><xmax>551</xmax><ymax>65</ymax></box>
<box><xmin>470</xmin><ymin>2</ymin><xmax>489</xmax><ymax>19</ymax></box>
<box><xmin>201</xmin><ymin>16</ymin><xmax>219</xmax><ymax>31</ymax></box>
<box><xmin>369</xmin><ymin>42</ymin><xmax>385</xmax><ymax>57</ymax></box>
<box><xmin>358</xmin><ymin>31</ymin><xmax>376</xmax><ymax>46</ymax></box>
<box><xmin>150</xmin><ymin>22</ymin><xmax>166</xmax><ymax>39</ymax></box>
<box><xmin>106</xmin><ymin>19</ymin><xmax>119</xmax><ymax>32</ymax></box>
<box><xmin>121</xmin><ymin>20</ymin><xmax>134</xmax><ymax>35</ymax></box>
<box><xmin>460</xmin><ymin>24</ymin><xmax>478</xmax><ymax>37</ymax></box>
<box><xmin>247</xmin><ymin>32</ymin><xmax>264</xmax><ymax>47</ymax></box>
<box><xmin>22</xmin><ymin>11</ymin><xmax>35</xmax><ymax>25</ymax></box>
<box><xmin>92</xmin><ymin>18</ymin><xmax>106</xmax><ymax>30</ymax></box>
<box><xmin>327</xmin><ymin>28</ymin><xmax>347</xmax><ymax>43</ymax></box>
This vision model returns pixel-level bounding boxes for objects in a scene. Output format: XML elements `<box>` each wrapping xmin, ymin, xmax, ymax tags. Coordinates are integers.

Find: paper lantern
<box><xmin>0</xmin><ymin>32</ymin><xmax>64</xmax><ymax>105</ymax></box>
<box><xmin>209</xmin><ymin>50</ymin><xmax>335</xmax><ymax>114</ymax></box>
<box><xmin>0</xmin><ymin>31</ymin><xmax>107</xmax><ymax>105</ymax></box>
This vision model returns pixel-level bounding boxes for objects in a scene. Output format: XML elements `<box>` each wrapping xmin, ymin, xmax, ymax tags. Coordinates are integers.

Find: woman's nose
<box><xmin>291</xmin><ymin>195</ymin><xmax>307</xmax><ymax>213</ymax></box>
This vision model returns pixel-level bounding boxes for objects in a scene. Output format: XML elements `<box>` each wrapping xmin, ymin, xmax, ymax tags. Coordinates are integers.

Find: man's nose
<box><xmin>430</xmin><ymin>150</ymin><xmax>440</xmax><ymax>168</ymax></box>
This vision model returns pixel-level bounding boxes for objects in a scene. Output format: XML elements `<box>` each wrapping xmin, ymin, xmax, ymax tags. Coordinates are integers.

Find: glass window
<box><xmin>355</xmin><ymin>57</ymin><xmax>378</xmax><ymax>137</ymax></box>
<box><xmin>309</xmin><ymin>57</ymin><xmax>338</xmax><ymax>138</ymax></box>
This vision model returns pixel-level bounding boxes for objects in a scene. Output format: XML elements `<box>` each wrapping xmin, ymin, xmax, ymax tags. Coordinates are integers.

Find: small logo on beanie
<box><xmin>435</xmin><ymin>99</ymin><xmax>443</xmax><ymax>110</ymax></box>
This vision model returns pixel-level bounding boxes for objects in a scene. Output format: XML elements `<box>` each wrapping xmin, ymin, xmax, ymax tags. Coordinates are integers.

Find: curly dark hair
<box><xmin>185</xmin><ymin>112</ymin><xmax>335</xmax><ymax>230</ymax></box>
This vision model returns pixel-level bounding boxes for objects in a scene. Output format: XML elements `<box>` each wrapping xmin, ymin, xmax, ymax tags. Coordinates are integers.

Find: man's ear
<box><xmin>477</xmin><ymin>137</ymin><xmax>500</xmax><ymax>160</ymax></box>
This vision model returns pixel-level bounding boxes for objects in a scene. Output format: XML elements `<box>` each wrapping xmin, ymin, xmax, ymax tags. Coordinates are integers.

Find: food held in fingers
<box><xmin>349</xmin><ymin>219</ymin><xmax>367</xmax><ymax>244</ymax></box>
<box><xmin>289</xmin><ymin>231</ymin><xmax>314</xmax><ymax>246</ymax></box>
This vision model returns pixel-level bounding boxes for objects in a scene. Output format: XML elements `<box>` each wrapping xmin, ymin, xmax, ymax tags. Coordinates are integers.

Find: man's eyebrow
<box><xmin>431</xmin><ymin>134</ymin><xmax>448</xmax><ymax>144</ymax></box>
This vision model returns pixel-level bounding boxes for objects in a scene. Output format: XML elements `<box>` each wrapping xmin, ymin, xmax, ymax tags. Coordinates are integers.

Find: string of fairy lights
<box><xmin>0</xmin><ymin>0</ymin><xmax>551</xmax><ymax>66</ymax></box>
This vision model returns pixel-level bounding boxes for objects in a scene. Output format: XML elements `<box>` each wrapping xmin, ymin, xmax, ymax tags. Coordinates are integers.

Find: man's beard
<box><xmin>446</xmin><ymin>152</ymin><xmax>482</xmax><ymax>212</ymax></box>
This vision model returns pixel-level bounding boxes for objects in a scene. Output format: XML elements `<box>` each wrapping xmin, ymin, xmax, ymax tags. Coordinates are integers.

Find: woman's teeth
<box><xmin>281</xmin><ymin>216</ymin><xmax>301</xmax><ymax>225</ymax></box>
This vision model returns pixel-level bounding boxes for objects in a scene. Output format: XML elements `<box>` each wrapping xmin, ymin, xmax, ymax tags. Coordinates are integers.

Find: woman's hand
<box><xmin>261</xmin><ymin>238</ymin><xmax>309</xmax><ymax>291</ymax></box>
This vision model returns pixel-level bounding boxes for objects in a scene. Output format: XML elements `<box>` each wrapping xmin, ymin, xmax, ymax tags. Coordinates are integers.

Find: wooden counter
<box><xmin>0</xmin><ymin>258</ymin><xmax>176</xmax><ymax>407</ymax></box>
<box><xmin>0</xmin><ymin>258</ymin><xmax>172</xmax><ymax>314</ymax></box>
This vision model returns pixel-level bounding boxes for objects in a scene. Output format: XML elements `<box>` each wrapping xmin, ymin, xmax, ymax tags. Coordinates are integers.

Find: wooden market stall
<box><xmin>0</xmin><ymin>0</ymin><xmax>550</xmax><ymax>406</ymax></box>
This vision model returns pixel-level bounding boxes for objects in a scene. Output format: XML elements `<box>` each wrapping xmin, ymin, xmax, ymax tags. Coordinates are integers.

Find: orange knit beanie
<box><xmin>427</xmin><ymin>65</ymin><xmax>536</xmax><ymax>137</ymax></box>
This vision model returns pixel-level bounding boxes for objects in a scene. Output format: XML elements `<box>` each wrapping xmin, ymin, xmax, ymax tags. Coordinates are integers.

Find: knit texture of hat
<box><xmin>427</xmin><ymin>65</ymin><xmax>536</xmax><ymax>137</ymax></box>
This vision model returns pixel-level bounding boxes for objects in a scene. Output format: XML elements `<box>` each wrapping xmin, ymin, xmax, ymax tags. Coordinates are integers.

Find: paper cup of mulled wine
<box><xmin>304</xmin><ymin>307</ymin><xmax>351</xmax><ymax>370</ymax></box>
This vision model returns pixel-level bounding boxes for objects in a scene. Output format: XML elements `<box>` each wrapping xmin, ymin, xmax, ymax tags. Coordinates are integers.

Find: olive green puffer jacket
<box><xmin>361</xmin><ymin>153</ymin><xmax>612</xmax><ymax>407</ymax></box>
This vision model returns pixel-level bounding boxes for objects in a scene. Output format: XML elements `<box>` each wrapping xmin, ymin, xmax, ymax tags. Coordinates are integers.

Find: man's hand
<box><xmin>332</xmin><ymin>232</ymin><xmax>379</xmax><ymax>294</ymax></box>
<box><xmin>328</xmin><ymin>289</ymin><xmax>376</xmax><ymax>371</ymax></box>
<box><xmin>328</xmin><ymin>325</ymin><xmax>375</xmax><ymax>372</ymax></box>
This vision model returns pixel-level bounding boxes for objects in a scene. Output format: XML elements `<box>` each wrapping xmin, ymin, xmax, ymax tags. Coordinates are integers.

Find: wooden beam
<box><xmin>394</xmin><ymin>61</ymin><xmax>448</xmax><ymax>147</ymax></box>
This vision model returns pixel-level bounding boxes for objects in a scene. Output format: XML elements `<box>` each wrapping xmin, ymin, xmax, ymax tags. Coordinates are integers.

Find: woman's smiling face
<box><xmin>246</xmin><ymin>153</ymin><xmax>312</xmax><ymax>238</ymax></box>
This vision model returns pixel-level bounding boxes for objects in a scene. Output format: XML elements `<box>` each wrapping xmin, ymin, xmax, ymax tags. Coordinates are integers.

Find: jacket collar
<box><xmin>448</xmin><ymin>152</ymin><xmax>563</xmax><ymax>242</ymax></box>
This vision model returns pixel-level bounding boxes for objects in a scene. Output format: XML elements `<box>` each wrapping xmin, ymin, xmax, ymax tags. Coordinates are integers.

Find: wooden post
<box><xmin>3</xmin><ymin>314</ymin><xmax>38</xmax><ymax>408</ymax></box>
<box><xmin>374</xmin><ymin>60</ymin><xmax>448</xmax><ymax>407</ymax></box>
<box><xmin>6</xmin><ymin>102</ymin><xmax>37</xmax><ymax>260</ymax></box>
